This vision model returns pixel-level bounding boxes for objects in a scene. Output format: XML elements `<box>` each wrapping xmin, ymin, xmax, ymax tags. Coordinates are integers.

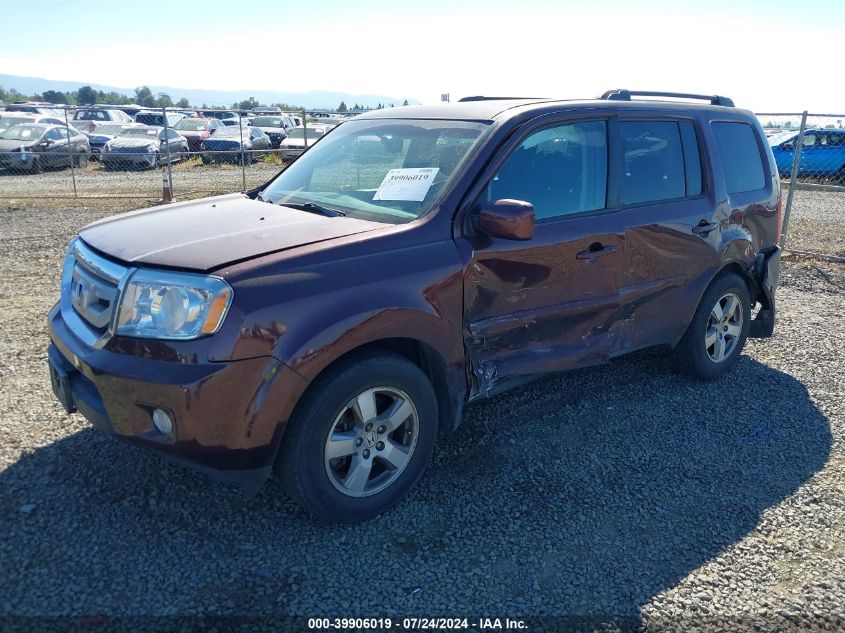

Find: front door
<box><xmin>462</xmin><ymin>118</ymin><xmax>626</xmax><ymax>396</ymax></box>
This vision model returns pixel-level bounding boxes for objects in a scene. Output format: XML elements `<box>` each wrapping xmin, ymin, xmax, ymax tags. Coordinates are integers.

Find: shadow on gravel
<box><xmin>0</xmin><ymin>353</ymin><xmax>831</xmax><ymax>623</ymax></box>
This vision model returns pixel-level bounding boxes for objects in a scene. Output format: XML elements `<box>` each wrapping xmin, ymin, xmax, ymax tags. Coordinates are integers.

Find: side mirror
<box><xmin>478</xmin><ymin>199</ymin><xmax>535</xmax><ymax>240</ymax></box>
<box><xmin>781</xmin><ymin>143</ymin><xmax>794</xmax><ymax>151</ymax></box>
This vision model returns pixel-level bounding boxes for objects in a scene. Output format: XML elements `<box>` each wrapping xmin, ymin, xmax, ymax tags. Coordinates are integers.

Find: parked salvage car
<box><xmin>173</xmin><ymin>117</ymin><xmax>225</xmax><ymax>152</ymax></box>
<box><xmin>200</xmin><ymin>126</ymin><xmax>271</xmax><ymax>163</ymax></box>
<box><xmin>72</xmin><ymin>107</ymin><xmax>133</xmax><ymax>134</ymax></box>
<box><xmin>4</xmin><ymin>101</ymin><xmax>63</xmax><ymax>116</ymax></box>
<box><xmin>134</xmin><ymin>110</ymin><xmax>185</xmax><ymax>127</ymax></box>
<box><xmin>278</xmin><ymin>125</ymin><xmax>331</xmax><ymax>162</ymax></box>
<box><xmin>770</xmin><ymin>128</ymin><xmax>845</xmax><ymax>182</ymax></box>
<box><xmin>47</xmin><ymin>91</ymin><xmax>782</xmax><ymax>522</ymax></box>
<box><xmin>0</xmin><ymin>123</ymin><xmax>90</xmax><ymax>172</ymax></box>
<box><xmin>0</xmin><ymin>113</ymin><xmax>75</xmax><ymax>135</ymax></box>
<box><xmin>249</xmin><ymin>115</ymin><xmax>294</xmax><ymax>148</ymax></box>
<box><xmin>100</xmin><ymin>126</ymin><xmax>188</xmax><ymax>169</ymax></box>
<box><xmin>85</xmin><ymin>122</ymin><xmax>145</xmax><ymax>157</ymax></box>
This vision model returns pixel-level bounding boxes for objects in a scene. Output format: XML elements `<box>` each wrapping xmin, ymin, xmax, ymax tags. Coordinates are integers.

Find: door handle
<box><xmin>576</xmin><ymin>243</ymin><xmax>617</xmax><ymax>261</ymax></box>
<box><xmin>692</xmin><ymin>221</ymin><xmax>719</xmax><ymax>236</ymax></box>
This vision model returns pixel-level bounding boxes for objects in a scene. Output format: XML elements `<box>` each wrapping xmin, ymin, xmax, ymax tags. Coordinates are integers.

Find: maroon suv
<box><xmin>48</xmin><ymin>91</ymin><xmax>782</xmax><ymax>522</ymax></box>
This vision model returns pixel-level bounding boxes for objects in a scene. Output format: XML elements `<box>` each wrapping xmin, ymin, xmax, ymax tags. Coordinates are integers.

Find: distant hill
<box><xmin>0</xmin><ymin>73</ymin><xmax>418</xmax><ymax>109</ymax></box>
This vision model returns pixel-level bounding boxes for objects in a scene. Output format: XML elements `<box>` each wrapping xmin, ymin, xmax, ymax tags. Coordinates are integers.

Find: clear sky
<box><xmin>0</xmin><ymin>0</ymin><xmax>841</xmax><ymax>112</ymax></box>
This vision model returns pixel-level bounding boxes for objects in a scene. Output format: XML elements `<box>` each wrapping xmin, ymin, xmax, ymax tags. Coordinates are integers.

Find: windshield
<box><xmin>174</xmin><ymin>118</ymin><xmax>211</xmax><ymax>131</ymax></box>
<box><xmin>0</xmin><ymin>117</ymin><xmax>33</xmax><ymax>131</ymax></box>
<box><xmin>768</xmin><ymin>131</ymin><xmax>796</xmax><ymax>146</ymax></box>
<box><xmin>0</xmin><ymin>125</ymin><xmax>45</xmax><ymax>141</ymax></box>
<box><xmin>119</xmin><ymin>127</ymin><xmax>161</xmax><ymax>138</ymax></box>
<box><xmin>135</xmin><ymin>113</ymin><xmax>164</xmax><ymax>125</ymax></box>
<box><xmin>287</xmin><ymin>127</ymin><xmax>325</xmax><ymax>139</ymax></box>
<box><xmin>262</xmin><ymin>118</ymin><xmax>490</xmax><ymax>224</ymax></box>
<box><xmin>75</xmin><ymin>110</ymin><xmax>112</xmax><ymax>121</ymax></box>
<box><xmin>94</xmin><ymin>124</ymin><xmax>133</xmax><ymax>136</ymax></box>
<box><xmin>252</xmin><ymin>117</ymin><xmax>284</xmax><ymax>127</ymax></box>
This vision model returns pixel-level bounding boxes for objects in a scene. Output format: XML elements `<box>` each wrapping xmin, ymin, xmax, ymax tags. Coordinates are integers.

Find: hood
<box><xmin>281</xmin><ymin>139</ymin><xmax>306</xmax><ymax>148</ymax></box>
<box><xmin>0</xmin><ymin>139</ymin><xmax>32</xmax><ymax>151</ymax></box>
<box><xmin>203</xmin><ymin>138</ymin><xmax>248</xmax><ymax>147</ymax></box>
<box><xmin>108</xmin><ymin>137</ymin><xmax>158</xmax><ymax>149</ymax></box>
<box><xmin>178</xmin><ymin>130</ymin><xmax>208</xmax><ymax>138</ymax></box>
<box><xmin>254</xmin><ymin>126</ymin><xmax>284</xmax><ymax>134</ymax></box>
<box><xmin>78</xmin><ymin>193</ymin><xmax>386</xmax><ymax>271</ymax></box>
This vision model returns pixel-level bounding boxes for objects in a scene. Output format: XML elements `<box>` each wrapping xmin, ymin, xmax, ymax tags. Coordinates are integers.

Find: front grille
<box><xmin>61</xmin><ymin>239</ymin><xmax>129</xmax><ymax>345</ymax></box>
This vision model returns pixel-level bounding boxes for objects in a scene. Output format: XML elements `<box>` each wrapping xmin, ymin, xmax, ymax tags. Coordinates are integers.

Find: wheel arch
<box><xmin>293</xmin><ymin>337</ymin><xmax>464</xmax><ymax>440</ymax></box>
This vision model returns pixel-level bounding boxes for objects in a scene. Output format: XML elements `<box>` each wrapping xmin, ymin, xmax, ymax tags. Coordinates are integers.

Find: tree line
<box><xmin>0</xmin><ymin>84</ymin><xmax>413</xmax><ymax>113</ymax></box>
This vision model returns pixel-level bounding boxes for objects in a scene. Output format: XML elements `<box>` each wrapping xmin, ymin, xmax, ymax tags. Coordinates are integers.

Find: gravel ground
<box><xmin>786</xmin><ymin>187</ymin><xmax>845</xmax><ymax>257</ymax></box>
<box><xmin>0</xmin><ymin>154</ymin><xmax>284</xmax><ymax>200</ymax></box>
<box><xmin>1</xmin><ymin>200</ymin><xmax>844</xmax><ymax>630</ymax></box>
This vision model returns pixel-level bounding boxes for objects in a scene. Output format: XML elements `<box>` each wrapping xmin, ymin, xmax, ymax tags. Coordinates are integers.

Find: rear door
<box><xmin>611</xmin><ymin>116</ymin><xmax>719</xmax><ymax>354</ymax></box>
<box><xmin>461</xmin><ymin>117</ymin><xmax>627</xmax><ymax>395</ymax></box>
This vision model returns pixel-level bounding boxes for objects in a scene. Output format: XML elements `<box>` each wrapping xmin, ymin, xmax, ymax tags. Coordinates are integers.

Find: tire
<box><xmin>30</xmin><ymin>156</ymin><xmax>43</xmax><ymax>174</ymax></box>
<box><xmin>75</xmin><ymin>151</ymin><xmax>88</xmax><ymax>167</ymax></box>
<box><xmin>834</xmin><ymin>165</ymin><xmax>845</xmax><ymax>186</ymax></box>
<box><xmin>672</xmin><ymin>272</ymin><xmax>751</xmax><ymax>380</ymax></box>
<box><xmin>277</xmin><ymin>352</ymin><xmax>439</xmax><ymax>522</ymax></box>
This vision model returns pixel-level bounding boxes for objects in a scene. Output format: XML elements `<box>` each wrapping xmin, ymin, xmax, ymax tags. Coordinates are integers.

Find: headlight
<box><xmin>101</xmin><ymin>144</ymin><xmax>111</xmax><ymax>153</ymax></box>
<box><xmin>115</xmin><ymin>269</ymin><xmax>233</xmax><ymax>340</ymax></box>
<box><xmin>146</xmin><ymin>145</ymin><xmax>157</xmax><ymax>152</ymax></box>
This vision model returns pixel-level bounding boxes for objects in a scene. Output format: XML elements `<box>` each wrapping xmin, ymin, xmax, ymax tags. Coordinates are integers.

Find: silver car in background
<box><xmin>100</xmin><ymin>126</ymin><xmax>188</xmax><ymax>169</ymax></box>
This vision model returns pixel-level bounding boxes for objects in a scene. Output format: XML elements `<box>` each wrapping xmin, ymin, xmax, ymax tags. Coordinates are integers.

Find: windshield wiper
<box><xmin>256</xmin><ymin>190</ymin><xmax>272</xmax><ymax>204</ymax></box>
<box><xmin>279</xmin><ymin>201</ymin><xmax>347</xmax><ymax>217</ymax></box>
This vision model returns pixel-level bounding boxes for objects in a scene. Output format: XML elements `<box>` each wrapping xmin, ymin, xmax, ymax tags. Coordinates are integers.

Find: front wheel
<box><xmin>277</xmin><ymin>353</ymin><xmax>438</xmax><ymax>522</ymax></box>
<box><xmin>672</xmin><ymin>272</ymin><xmax>751</xmax><ymax>380</ymax></box>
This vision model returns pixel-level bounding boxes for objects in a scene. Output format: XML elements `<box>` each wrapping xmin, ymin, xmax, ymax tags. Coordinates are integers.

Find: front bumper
<box><xmin>47</xmin><ymin>303</ymin><xmax>309</xmax><ymax>493</ymax></box>
<box><xmin>0</xmin><ymin>151</ymin><xmax>36</xmax><ymax>169</ymax></box>
<box><xmin>279</xmin><ymin>148</ymin><xmax>304</xmax><ymax>161</ymax></box>
<box><xmin>101</xmin><ymin>151</ymin><xmax>156</xmax><ymax>168</ymax></box>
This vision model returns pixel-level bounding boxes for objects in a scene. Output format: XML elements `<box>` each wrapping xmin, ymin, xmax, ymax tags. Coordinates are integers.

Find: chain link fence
<box><xmin>757</xmin><ymin>113</ymin><xmax>845</xmax><ymax>259</ymax></box>
<box><xmin>0</xmin><ymin>105</ymin><xmax>344</xmax><ymax>200</ymax></box>
<box><xmin>0</xmin><ymin>105</ymin><xmax>842</xmax><ymax>259</ymax></box>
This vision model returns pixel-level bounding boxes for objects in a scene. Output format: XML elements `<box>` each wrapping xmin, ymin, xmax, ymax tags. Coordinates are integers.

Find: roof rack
<box><xmin>600</xmin><ymin>89</ymin><xmax>734</xmax><ymax>107</ymax></box>
<box><xmin>458</xmin><ymin>96</ymin><xmax>545</xmax><ymax>102</ymax></box>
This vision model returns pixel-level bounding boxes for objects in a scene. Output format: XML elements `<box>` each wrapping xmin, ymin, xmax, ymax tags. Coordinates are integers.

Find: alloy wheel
<box><xmin>705</xmin><ymin>292</ymin><xmax>743</xmax><ymax>363</ymax></box>
<box><xmin>324</xmin><ymin>387</ymin><xmax>419</xmax><ymax>498</ymax></box>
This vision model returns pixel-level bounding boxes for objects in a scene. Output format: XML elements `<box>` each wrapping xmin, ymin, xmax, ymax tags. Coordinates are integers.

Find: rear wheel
<box><xmin>277</xmin><ymin>353</ymin><xmax>438</xmax><ymax>522</ymax></box>
<box><xmin>672</xmin><ymin>272</ymin><xmax>751</xmax><ymax>380</ymax></box>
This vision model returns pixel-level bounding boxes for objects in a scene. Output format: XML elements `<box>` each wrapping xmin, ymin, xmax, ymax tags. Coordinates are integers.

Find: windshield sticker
<box><xmin>373</xmin><ymin>168</ymin><xmax>439</xmax><ymax>202</ymax></box>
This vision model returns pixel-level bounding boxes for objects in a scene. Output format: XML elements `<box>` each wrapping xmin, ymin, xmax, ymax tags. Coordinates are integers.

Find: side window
<box><xmin>45</xmin><ymin>128</ymin><xmax>64</xmax><ymax>141</ymax></box>
<box><xmin>711</xmin><ymin>122</ymin><xmax>766</xmax><ymax>194</ymax></box>
<box><xmin>620</xmin><ymin>120</ymin><xmax>685</xmax><ymax>205</ymax></box>
<box><xmin>486</xmin><ymin>120</ymin><xmax>607</xmax><ymax>220</ymax></box>
<box><xmin>802</xmin><ymin>134</ymin><xmax>817</xmax><ymax>147</ymax></box>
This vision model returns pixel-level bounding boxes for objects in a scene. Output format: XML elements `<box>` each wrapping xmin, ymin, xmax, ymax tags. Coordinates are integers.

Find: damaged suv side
<box><xmin>48</xmin><ymin>91</ymin><xmax>781</xmax><ymax>522</ymax></box>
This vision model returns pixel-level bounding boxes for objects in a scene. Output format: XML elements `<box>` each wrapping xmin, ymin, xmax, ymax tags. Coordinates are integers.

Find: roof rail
<box><xmin>600</xmin><ymin>89</ymin><xmax>734</xmax><ymax>107</ymax></box>
<box><xmin>458</xmin><ymin>96</ymin><xmax>545</xmax><ymax>102</ymax></box>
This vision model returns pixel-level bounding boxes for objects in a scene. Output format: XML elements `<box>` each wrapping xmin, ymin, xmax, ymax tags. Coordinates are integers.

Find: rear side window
<box><xmin>620</xmin><ymin>121</ymin><xmax>686</xmax><ymax>205</ymax></box>
<box><xmin>487</xmin><ymin>120</ymin><xmax>608</xmax><ymax>220</ymax></box>
<box><xmin>711</xmin><ymin>122</ymin><xmax>765</xmax><ymax>193</ymax></box>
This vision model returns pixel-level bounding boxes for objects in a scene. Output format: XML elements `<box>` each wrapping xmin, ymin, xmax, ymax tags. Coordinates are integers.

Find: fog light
<box><xmin>152</xmin><ymin>408</ymin><xmax>173</xmax><ymax>436</ymax></box>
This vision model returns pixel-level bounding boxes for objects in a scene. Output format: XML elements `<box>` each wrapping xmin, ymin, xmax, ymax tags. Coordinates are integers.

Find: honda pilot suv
<box><xmin>47</xmin><ymin>90</ymin><xmax>782</xmax><ymax>522</ymax></box>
